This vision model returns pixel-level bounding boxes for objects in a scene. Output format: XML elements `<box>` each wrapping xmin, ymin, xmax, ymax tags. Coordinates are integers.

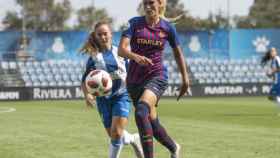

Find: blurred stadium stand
<box><xmin>0</xmin><ymin>29</ymin><xmax>279</xmax><ymax>87</ymax></box>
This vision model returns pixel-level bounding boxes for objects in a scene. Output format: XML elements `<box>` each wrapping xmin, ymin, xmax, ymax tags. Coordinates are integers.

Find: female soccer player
<box><xmin>138</xmin><ymin>0</ymin><xmax>183</xmax><ymax>23</ymax></box>
<box><xmin>118</xmin><ymin>0</ymin><xmax>190</xmax><ymax>158</ymax></box>
<box><xmin>80</xmin><ymin>21</ymin><xmax>143</xmax><ymax>158</ymax></box>
<box><xmin>261</xmin><ymin>47</ymin><xmax>280</xmax><ymax>110</ymax></box>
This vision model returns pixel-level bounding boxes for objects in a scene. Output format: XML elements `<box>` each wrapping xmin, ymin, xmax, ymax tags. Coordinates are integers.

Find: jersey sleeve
<box><xmin>167</xmin><ymin>24</ymin><xmax>180</xmax><ymax>48</ymax></box>
<box><xmin>121</xmin><ymin>18</ymin><xmax>136</xmax><ymax>39</ymax></box>
<box><xmin>81</xmin><ymin>57</ymin><xmax>96</xmax><ymax>82</ymax></box>
<box><xmin>276</xmin><ymin>56</ymin><xmax>280</xmax><ymax>68</ymax></box>
<box><xmin>124</xmin><ymin>58</ymin><xmax>129</xmax><ymax>71</ymax></box>
<box><xmin>272</xmin><ymin>57</ymin><xmax>280</xmax><ymax>69</ymax></box>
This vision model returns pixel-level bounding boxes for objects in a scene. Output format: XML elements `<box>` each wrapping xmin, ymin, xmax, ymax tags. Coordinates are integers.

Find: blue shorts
<box><xmin>96</xmin><ymin>93</ymin><xmax>131</xmax><ymax>128</ymax></box>
<box><xmin>127</xmin><ymin>77</ymin><xmax>168</xmax><ymax>106</ymax></box>
<box><xmin>269</xmin><ymin>83</ymin><xmax>280</xmax><ymax>97</ymax></box>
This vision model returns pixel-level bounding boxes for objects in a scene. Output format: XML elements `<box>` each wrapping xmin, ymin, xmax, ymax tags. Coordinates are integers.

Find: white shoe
<box><xmin>130</xmin><ymin>133</ymin><xmax>144</xmax><ymax>158</ymax></box>
<box><xmin>171</xmin><ymin>142</ymin><xmax>181</xmax><ymax>158</ymax></box>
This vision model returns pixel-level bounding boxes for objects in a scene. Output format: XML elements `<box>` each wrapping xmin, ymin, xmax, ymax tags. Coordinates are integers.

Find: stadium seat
<box><xmin>40</xmin><ymin>81</ymin><xmax>49</xmax><ymax>87</ymax></box>
<box><xmin>73</xmin><ymin>81</ymin><xmax>81</xmax><ymax>86</ymax></box>
<box><xmin>1</xmin><ymin>61</ymin><xmax>9</xmax><ymax>70</ymax></box>
<box><xmin>33</xmin><ymin>81</ymin><xmax>41</xmax><ymax>87</ymax></box>
<box><xmin>49</xmin><ymin>81</ymin><xmax>57</xmax><ymax>87</ymax></box>
<box><xmin>25</xmin><ymin>81</ymin><xmax>33</xmax><ymax>87</ymax></box>
<box><xmin>54</xmin><ymin>74</ymin><xmax>62</xmax><ymax>81</ymax></box>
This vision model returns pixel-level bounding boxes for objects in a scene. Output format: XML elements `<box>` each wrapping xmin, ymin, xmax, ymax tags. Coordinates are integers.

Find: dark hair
<box><xmin>261</xmin><ymin>49</ymin><xmax>272</xmax><ymax>66</ymax></box>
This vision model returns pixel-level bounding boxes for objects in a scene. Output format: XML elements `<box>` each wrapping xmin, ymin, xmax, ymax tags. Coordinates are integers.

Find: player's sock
<box><xmin>135</xmin><ymin>101</ymin><xmax>154</xmax><ymax>158</ymax></box>
<box><xmin>122</xmin><ymin>131</ymin><xmax>144</xmax><ymax>158</ymax></box>
<box><xmin>275</xmin><ymin>97</ymin><xmax>280</xmax><ymax>115</ymax></box>
<box><xmin>151</xmin><ymin>118</ymin><xmax>176</xmax><ymax>153</ymax></box>
<box><xmin>109</xmin><ymin>138</ymin><xmax>123</xmax><ymax>158</ymax></box>
<box><xmin>122</xmin><ymin>130</ymin><xmax>135</xmax><ymax>145</ymax></box>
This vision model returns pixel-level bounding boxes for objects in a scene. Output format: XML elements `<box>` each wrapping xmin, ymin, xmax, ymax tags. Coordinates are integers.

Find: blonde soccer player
<box><xmin>118</xmin><ymin>0</ymin><xmax>190</xmax><ymax>157</ymax></box>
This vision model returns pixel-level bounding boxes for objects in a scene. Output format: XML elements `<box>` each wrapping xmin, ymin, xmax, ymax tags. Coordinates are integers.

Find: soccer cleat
<box><xmin>171</xmin><ymin>142</ymin><xmax>181</xmax><ymax>158</ymax></box>
<box><xmin>130</xmin><ymin>133</ymin><xmax>144</xmax><ymax>158</ymax></box>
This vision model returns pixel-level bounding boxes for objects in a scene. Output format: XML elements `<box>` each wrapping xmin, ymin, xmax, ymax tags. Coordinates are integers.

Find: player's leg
<box><xmin>142</xmin><ymin>78</ymin><xmax>179</xmax><ymax>158</ymax></box>
<box><xmin>274</xmin><ymin>83</ymin><xmax>280</xmax><ymax>115</ymax></box>
<box><xmin>140</xmin><ymin>89</ymin><xmax>178</xmax><ymax>157</ymax></box>
<box><xmin>96</xmin><ymin>97</ymin><xmax>123</xmax><ymax>158</ymax></box>
<box><xmin>109</xmin><ymin>116</ymin><xmax>126</xmax><ymax>158</ymax></box>
<box><xmin>268</xmin><ymin>83</ymin><xmax>278</xmax><ymax>101</ymax></box>
<box><xmin>268</xmin><ymin>84</ymin><xmax>280</xmax><ymax>115</ymax></box>
<box><xmin>275</xmin><ymin>96</ymin><xmax>280</xmax><ymax>111</ymax></box>
<box><xmin>127</xmin><ymin>87</ymin><xmax>154</xmax><ymax>158</ymax></box>
<box><xmin>111</xmin><ymin>94</ymin><xmax>144</xmax><ymax>158</ymax></box>
<box><xmin>127</xmin><ymin>85</ymin><xmax>154</xmax><ymax>158</ymax></box>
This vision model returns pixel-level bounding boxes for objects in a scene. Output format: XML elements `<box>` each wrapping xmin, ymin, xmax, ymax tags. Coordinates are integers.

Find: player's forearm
<box><xmin>118</xmin><ymin>37</ymin><xmax>133</xmax><ymax>59</ymax></box>
<box><xmin>173</xmin><ymin>47</ymin><xmax>189</xmax><ymax>82</ymax></box>
<box><xmin>81</xmin><ymin>82</ymin><xmax>96</xmax><ymax>101</ymax></box>
<box><xmin>81</xmin><ymin>82</ymin><xmax>89</xmax><ymax>95</ymax></box>
<box><xmin>118</xmin><ymin>47</ymin><xmax>138</xmax><ymax>61</ymax></box>
<box><xmin>118</xmin><ymin>39</ymin><xmax>138</xmax><ymax>61</ymax></box>
<box><xmin>272</xmin><ymin>68</ymin><xmax>280</xmax><ymax>74</ymax></box>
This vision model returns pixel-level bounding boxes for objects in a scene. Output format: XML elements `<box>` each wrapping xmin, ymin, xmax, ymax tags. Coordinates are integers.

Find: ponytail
<box><xmin>261</xmin><ymin>50</ymin><xmax>272</xmax><ymax>66</ymax></box>
<box><xmin>79</xmin><ymin>31</ymin><xmax>99</xmax><ymax>55</ymax></box>
<box><xmin>158</xmin><ymin>0</ymin><xmax>183</xmax><ymax>23</ymax></box>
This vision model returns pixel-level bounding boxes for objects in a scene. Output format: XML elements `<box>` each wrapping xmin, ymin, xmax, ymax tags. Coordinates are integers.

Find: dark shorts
<box><xmin>127</xmin><ymin>77</ymin><xmax>168</xmax><ymax>106</ymax></box>
<box><xmin>269</xmin><ymin>83</ymin><xmax>280</xmax><ymax>97</ymax></box>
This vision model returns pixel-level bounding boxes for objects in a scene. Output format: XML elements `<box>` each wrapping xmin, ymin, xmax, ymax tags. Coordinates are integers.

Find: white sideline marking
<box><xmin>0</xmin><ymin>107</ymin><xmax>16</xmax><ymax>113</ymax></box>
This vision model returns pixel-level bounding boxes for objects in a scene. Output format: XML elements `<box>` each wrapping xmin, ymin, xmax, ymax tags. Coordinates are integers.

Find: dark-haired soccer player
<box><xmin>118</xmin><ymin>0</ymin><xmax>190</xmax><ymax>157</ymax></box>
<box><xmin>261</xmin><ymin>47</ymin><xmax>280</xmax><ymax>114</ymax></box>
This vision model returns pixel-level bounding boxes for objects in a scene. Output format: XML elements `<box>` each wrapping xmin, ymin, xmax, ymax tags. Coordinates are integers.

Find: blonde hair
<box><xmin>79</xmin><ymin>31</ymin><xmax>99</xmax><ymax>55</ymax></box>
<box><xmin>140</xmin><ymin>0</ymin><xmax>183</xmax><ymax>23</ymax></box>
<box><xmin>159</xmin><ymin>0</ymin><xmax>166</xmax><ymax>18</ymax></box>
<box><xmin>160</xmin><ymin>0</ymin><xmax>184</xmax><ymax>23</ymax></box>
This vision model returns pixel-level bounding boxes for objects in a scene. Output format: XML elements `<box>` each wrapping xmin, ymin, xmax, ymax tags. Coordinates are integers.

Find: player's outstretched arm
<box><xmin>172</xmin><ymin>46</ymin><xmax>190</xmax><ymax>100</ymax></box>
<box><xmin>118</xmin><ymin>37</ymin><xmax>153</xmax><ymax>66</ymax></box>
<box><xmin>81</xmin><ymin>82</ymin><xmax>96</xmax><ymax>108</ymax></box>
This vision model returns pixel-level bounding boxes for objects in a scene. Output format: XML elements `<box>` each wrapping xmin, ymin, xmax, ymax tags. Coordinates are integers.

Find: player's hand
<box><xmin>85</xmin><ymin>93</ymin><xmax>96</xmax><ymax>110</ymax></box>
<box><xmin>177</xmin><ymin>77</ymin><xmax>190</xmax><ymax>101</ymax></box>
<box><xmin>266</xmin><ymin>70</ymin><xmax>274</xmax><ymax>78</ymax></box>
<box><xmin>134</xmin><ymin>54</ymin><xmax>153</xmax><ymax>66</ymax></box>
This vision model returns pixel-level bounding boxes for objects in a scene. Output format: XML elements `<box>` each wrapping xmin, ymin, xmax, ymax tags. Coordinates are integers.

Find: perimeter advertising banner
<box><xmin>0</xmin><ymin>83</ymin><xmax>273</xmax><ymax>101</ymax></box>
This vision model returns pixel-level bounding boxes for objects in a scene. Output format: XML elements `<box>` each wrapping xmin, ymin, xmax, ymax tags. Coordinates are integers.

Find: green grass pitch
<box><xmin>0</xmin><ymin>97</ymin><xmax>280</xmax><ymax>158</ymax></box>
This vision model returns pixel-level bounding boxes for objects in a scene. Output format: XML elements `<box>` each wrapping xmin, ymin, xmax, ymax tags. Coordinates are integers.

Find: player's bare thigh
<box><xmin>139</xmin><ymin>89</ymin><xmax>158</xmax><ymax>120</ymax></box>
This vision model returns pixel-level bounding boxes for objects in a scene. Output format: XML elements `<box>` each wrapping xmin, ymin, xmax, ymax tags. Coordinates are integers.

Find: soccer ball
<box><xmin>85</xmin><ymin>69</ymin><xmax>113</xmax><ymax>96</ymax></box>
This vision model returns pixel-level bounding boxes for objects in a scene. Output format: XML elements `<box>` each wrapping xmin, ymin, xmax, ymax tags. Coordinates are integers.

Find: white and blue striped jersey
<box><xmin>271</xmin><ymin>55</ymin><xmax>280</xmax><ymax>84</ymax></box>
<box><xmin>82</xmin><ymin>45</ymin><xmax>128</xmax><ymax>97</ymax></box>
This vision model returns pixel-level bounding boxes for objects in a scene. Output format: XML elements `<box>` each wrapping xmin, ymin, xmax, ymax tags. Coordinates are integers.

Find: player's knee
<box><xmin>110</xmin><ymin>127</ymin><xmax>123</xmax><ymax>139</ymax></box>
<box><xmin>135</xmin><ymin>101</ymin><xmax>150</xmax><ymax>119</ymax></box>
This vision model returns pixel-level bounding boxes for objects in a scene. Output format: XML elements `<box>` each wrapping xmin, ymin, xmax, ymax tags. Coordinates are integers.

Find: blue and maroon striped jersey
<box><xmin>122</xmin><ymin>16</ymin><xmax>180</xmax><ymax>84</ymax></box>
